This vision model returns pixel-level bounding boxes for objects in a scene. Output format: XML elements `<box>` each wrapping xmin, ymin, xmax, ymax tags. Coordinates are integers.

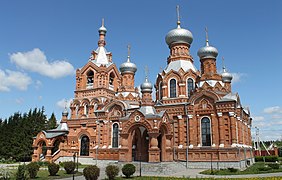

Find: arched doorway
<box><xmin>158</xmin><ymin>125</ymin><xmax>168</xmax><ymax>162</ymax></box>
<box><xmin>131</xmin><ymin>126</ymin><xmax>149</xmax><ymax>162</ymax></box>
<box><xmin>51</xmin><ymin>140</ymin><xmax>60</xmax><ymax>155</ymax></box>
<box><xmin>38</xmin><ymin>141</ymin><xmax>47</xmax><ymax>160</ymax></box>
<box><xmin>80</xmin><ymin>135</ymin><xmax>90</xmax><ymax>156</ymax></box>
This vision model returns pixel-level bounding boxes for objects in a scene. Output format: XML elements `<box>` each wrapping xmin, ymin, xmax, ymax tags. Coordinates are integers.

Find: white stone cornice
<box><xmin>217</xmin><ymin>112</ymin><xmax>223</xmax><ymax>117</ymax></box>
<box><xmin>229</xmin><ymin>112</ymin><xmax>235</xmax><ymax>117</ymax></box>
<box><xmin>179</xmin><ymin>95</ymin><xmax>185</xmax><ymax>97</ymax></box>
<box><xmin>162</xmin><ymin>85</ymin><xmax>167</xmax><ymax>88</ymax></box>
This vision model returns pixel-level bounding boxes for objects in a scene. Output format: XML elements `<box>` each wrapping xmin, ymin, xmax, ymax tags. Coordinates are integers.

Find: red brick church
<box><xmin>32</xmin><ymin>10</ymin><xmax>253</xmax><ymax>168</ymax></box>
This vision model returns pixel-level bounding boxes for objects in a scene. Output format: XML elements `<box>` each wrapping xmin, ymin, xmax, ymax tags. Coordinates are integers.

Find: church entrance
<box><xmin>131</xmin><ymin>126</ymin><xmax>149</xmax><ymax>162</ymax></box>
<box><xmin>80</xmin><ymin>135</ymin><xmax>90</xmax><ymax>156</ymax></box>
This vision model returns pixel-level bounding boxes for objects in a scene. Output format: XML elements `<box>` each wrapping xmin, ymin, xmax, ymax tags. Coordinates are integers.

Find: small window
<box><xmin>84</xmin><ymin>104</ymin><xmax>89</xmax><ymax>116</ymax></box>
<box><xmin>187</xmin><ymin>78</ymin><xmax>194</xmax><ymax>97</ymax></box>
<box><xmin>109</xmin><ymin>73</ymin><xmax>115</xmax><ymax>86</ymax></box>
<box><xmin>170</xmin><ymin>79</ymin><xmax>176</xmax><ymax>98</ymax></box>
<box><xmin>159</xmin><ymin>82</ymin><xmax>163</xmax><ymax>100</ymax></box>
<box><xmin>112</xmin><ymin>123</ymin><xmax>119</xmax><ymax>148</ymax></box>
<box><xmin>87</xmin><ymin>70</ymin><xmax>94</xmax><ymax>87</ymax></box>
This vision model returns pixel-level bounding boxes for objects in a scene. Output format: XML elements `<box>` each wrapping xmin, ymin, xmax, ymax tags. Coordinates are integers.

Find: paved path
<box><xmin>61</xmin><ymin>168</ymin><xmax>282</xmax><ymax>180</ymax></box>
<box><xmin>2</xmin><ymin>163</ymin><xmax>282</xmax><ymax>179</ymax></box>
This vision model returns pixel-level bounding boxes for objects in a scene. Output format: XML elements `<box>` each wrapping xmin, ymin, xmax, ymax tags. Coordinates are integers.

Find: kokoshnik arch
<box><xmin>32</xmin><ymin>8</ymin><xmax>253</xmax><ymax>168</ymax></box>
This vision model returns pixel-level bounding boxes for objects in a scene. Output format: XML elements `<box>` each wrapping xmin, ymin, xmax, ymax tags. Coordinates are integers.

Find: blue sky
<box><xmin>0</xmin><ymin>0</ymin><xmax>281</xmax><ymax>141</ymax></box>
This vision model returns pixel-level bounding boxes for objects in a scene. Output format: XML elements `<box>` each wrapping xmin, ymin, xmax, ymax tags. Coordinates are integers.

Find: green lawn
<box><xmin>200</xmin><ymin>162</ymin><xmax>282</xmax><ymax>175</ymax></box>
<box><xmin>1</xmin><ymin>169</ymin><xmax>82</xmax><ymax>180</ymax></box>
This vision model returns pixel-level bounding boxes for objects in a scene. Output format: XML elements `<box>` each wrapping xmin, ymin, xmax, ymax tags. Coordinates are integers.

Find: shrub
<box><xmin>227</xmin><ymin>167</ymin><xmax>238</xmax><ymax>173</ymax></box>
<box><xmin>258</xmin><ymin>166</ymin><xmax>272</xmax><ymax>171</ymax></box>
<box><xmin>268</xmin><ymin>163</ymin><xmax>280</xmax><ymax>169</ymax></box>
<box><xmin>26</xmin><ymin>162</ymin><xmax>40</xmax><ymax>178</ymax></box>
<box><xmin>105</xmin><ymin>165</ymin><xmax>119</xmax><ymax>180</ymax></box>
<box><xmin>48</xmin><ymin>162</ymin><xmax>60</xmax><ymax>176</ymax></box>
<box><xmin>255</xmin><ymin>156</ymin><xmax>263</xmax><ymax>162</ymax></box>
<box><xmin>122</xmin><ymin>164</ymin><xmax>135</xmax><ymax>178</ymax></box>
<box><xmin>15</xmin><ymin>164</ymin><xmax>28</xmax><ymax>180</ymax></box>
<box><xmin>265</xmin><ymin>156</ymin><xmax>279</xmax><ymax>162</ymax></box>
<box><xmin>37</xmin><ymin>161</ymin><xmax>49</xmax><ymax>167</ymax></box>
<box><xmin>64</xmin><ymin>161</ymin><xmax>76</xmax><ymax>174</ymax></box>
<box><xmin>83</xmin><ymin>165</ymin><xmax>100</xmax><ymax>180</ymax></box>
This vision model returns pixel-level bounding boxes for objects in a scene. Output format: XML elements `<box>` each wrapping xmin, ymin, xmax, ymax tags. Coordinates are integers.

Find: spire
<box><xmin>205</xmin><ymin>27</ymin><xmax>209</xmax><ymax>46</ymax></box>
<box><xmin>176</xmin><ymin>5</ymin><xmax>181</xmax><ymax>28</ymax></box>
<box><xmin>127</xmin><ymin>44</ymin><xmax>131</xmax><ymax>62</ymax></box>
<box><xmin>222</xmin><ymin>56</ymin><xmax>226</xmax><ymax>71</ymax></box>
<box><xmin>145</xmin><ymin>65</ymin><xmax>149</xmax><ymax>81</ymax></box>
<box><xmin>98</xmin><ymin>18</ymin><xmax>107</xmax><ymax>47</ymax></box>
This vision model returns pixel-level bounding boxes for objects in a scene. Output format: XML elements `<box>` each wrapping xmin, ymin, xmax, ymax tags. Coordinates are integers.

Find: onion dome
<box><xmin>98</xmin><ymin>19</ymin><xmax>107</xmax><ymax>35</ymax></box>
<box><xmin>141</xmin><ymin>77</ymin><xmax>153</xmax><ymax>93</ymax></box>
<box><xmin>165</xmin><ymin>21</ymin><xmax>193</xmax><ymax>46</ymax></box>
<box><xmin>197</xmin><ymin>28</ymin><xmax>218</xmax><ymax>59</ymax></box>
<box><xmin>222</xmin><ymin>67</ymin><xmax>233</xmax><ymax>83</ymax></box>
<box><xmin>62</xmin><ymin>108</ymin><xmax>69</xmax><ymax>117</ymax></box>
<box><xmin>119</xmin><ymin>49</ymin><xmax>137</xmax><ymax>74</ymax></box>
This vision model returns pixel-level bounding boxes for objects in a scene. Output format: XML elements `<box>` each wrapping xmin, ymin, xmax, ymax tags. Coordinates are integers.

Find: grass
<box><xmin>2</xmin><ymin>169</ymin><xmax>82</xmax><ymax>180</ymax></box>
<box><xmin>200</xmin><ymin>162</ymin><xmax>282</xmax><ymax>175</ymax></box>
<box><xmin>33</xmin><ymin>170</ymin><xmax>83</xmax><ymax>179</ymax></box>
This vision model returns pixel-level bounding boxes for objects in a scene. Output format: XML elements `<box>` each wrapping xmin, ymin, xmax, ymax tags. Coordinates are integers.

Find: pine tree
<box><xmin>48</xmin><ymin>113</ymin><xmax>57</xmax><ymax>129</ymax></box>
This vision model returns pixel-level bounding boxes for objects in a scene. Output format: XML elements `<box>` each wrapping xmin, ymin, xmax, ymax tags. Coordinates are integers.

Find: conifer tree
<box><xmin>48</xmin><ymin>113</ymin><xmax>57</xmax><ymax>129</ymax></box>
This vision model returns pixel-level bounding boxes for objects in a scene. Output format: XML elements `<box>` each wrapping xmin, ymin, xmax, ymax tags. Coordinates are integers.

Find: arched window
<box><xmin>84</xmin><ymin>104</ymin><xmax>89</xmax><ymax>117</ymax></box>
<box><xmin>109</xmin><ymin>72</ymin><xmax>115</xmax><ymax>86</ymax></box>
<box><xmin>80</xmin><ymin>135</ymin><xmax>90</xmax><ymax>156</ymax></box>
<box><xmin>187</xmin><ymin>78</ymin><xmax>194</xmax><ymax>97</ymax></box>
<box><xmin>112</xmin><ymin>123</ymin><xmax>119</xmax><ymax>148</ymax></box>
<box><xmin>159</xmin><ymin>82</ymin><xmax>163</xmax><ymax>100</ymax></box>
<box><xmin>75</xmin><ymin>105</ymin><xmax>79</xmax><ymax>118</ymax></box>
<box><xmin>201</xmin><ymin>117</ymin><xmax>211</xmax><ymax>146</ymax></box>
<box><xmin>86</xmin><ymin>70</ymin><xmax>94</xmax><ymax>88</ymax></box>
<box><xmin>169</xmin><ymin>79</ymin><xmax>177</xmax><ymax>98</ymax></box>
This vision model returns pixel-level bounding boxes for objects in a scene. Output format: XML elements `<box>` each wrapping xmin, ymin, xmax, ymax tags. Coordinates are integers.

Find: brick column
<box><xmin>211</xmin><ymin>113</ymin><xmax>217</xmax><ymax>147</ymax></box>
<box><xmin>188</xmin><ymin>114</ymin><xmax>194</xmax><ymax>148</ymax></box>
<box><xmin>197</xmin><ymin>114</ymin><xmax>201</xmax><ymax>147</ymax></box>
<box><xmin>229</xmin><ymin>112</ymin><xmax>237</xmax><ymax>146</ymax></box>
<box><xmin>238</xmin><ymin>117</ymin><xmax>243</xmax><ymax>144</ymax></box>
<box><xmin>217</xmin><ymin>112</ymin><xmax>224</xmax><ymax>147</ymax></box>
<box><xmin>177</xmin><ymin>115</ymin><xmax>184</xmax><ymax>147</ymax></box>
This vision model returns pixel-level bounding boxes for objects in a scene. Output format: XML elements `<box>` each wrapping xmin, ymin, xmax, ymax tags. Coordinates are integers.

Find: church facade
<box><xmin>32</xmin><ymin>13</ymin><xmax>253</xmax><ymax>168</ymax></box>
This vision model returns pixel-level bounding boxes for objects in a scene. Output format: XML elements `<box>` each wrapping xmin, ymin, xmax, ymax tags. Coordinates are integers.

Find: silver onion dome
<box><xmin>141</xmin><ymin>77</ymin><xmax>153</xmax><ymax>93</ymax></box>
<box><xmin>119</xmin><ymin>57</ymin><xmax>137</xmax><ymax>74</ymax></box>
<box><xmin>62</xmin><ymin>108</ymin><xmax>69</xmax><ymax>117</ymax></box>
<box><xmin>165</xmin><ymin>22</ymin><xmax>193</xmax><ymax>46</ymax></box>
<box><xmin>197</xmin><ymin>41</ymin><xmax>218</xmax><ymax>59</ymax></box>
<box><xmin>98</xmin><ymin>19</ymin><xmax>107</xmax><ymax>35</ymax></box>
<box><xmin>222</xmin><ymin>67</ymin><xmax>233</xmax><ymax>83</ymax></box>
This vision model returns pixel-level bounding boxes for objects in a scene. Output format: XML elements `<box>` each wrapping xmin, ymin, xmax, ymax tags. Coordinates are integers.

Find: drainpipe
<box><xmin>184</xmin><ymin>103</ymin><xmax>189</xmax><ymax>169</ymax></box>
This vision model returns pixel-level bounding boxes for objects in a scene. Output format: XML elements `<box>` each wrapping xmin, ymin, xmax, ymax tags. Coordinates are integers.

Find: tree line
<box><xmin>0</xmin><ymin>107</ymin><xmax>57</xmax><ymax>162</ymax></box>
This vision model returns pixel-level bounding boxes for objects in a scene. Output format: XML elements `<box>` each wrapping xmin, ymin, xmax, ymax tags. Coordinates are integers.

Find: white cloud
<box><xmin>253</xmin><ymin>116</ymin><xmax>265</xmax><ymax>121</ymax></box>
<box><xmin>263</xmin><ymin>106</ymin><xmax>282</xmax><ymax>114</ymax></box>
<box><xmin>231</xmin><ymin>73</ymin><xmax>246</xmax><ymax>83</ymax></box>
<box><xmin>15</xmin><ymin>98</ymin><xmax>24</xmax><ymax>104</ymax></box>
<box><xmin>56</xmin><ymin>98</ymin><xmax>72</xmax><ymax>110</ymax></box>
<box><xmin>10</xmin><ymin>48</ymin><xmax>75</xmax><ymax>79</ymax></box>
<box><xmin>0</xmin><ymin>69</ymin><xmax>32</xmax><ymax>91</ymax></box>
<box><xmin>35</xmin><ymin>80</ymin><xmax>42</xmax><ymax>89</ymax></box>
